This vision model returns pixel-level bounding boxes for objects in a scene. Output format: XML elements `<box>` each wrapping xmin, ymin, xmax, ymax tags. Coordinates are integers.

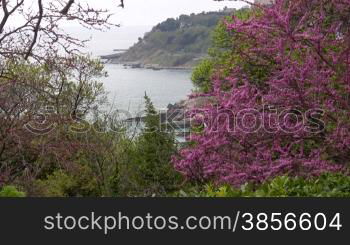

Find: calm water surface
<box><xmin>102</xmin><ymin>64</ymin><xmax>193</xmax><ymax>115</ymax></box>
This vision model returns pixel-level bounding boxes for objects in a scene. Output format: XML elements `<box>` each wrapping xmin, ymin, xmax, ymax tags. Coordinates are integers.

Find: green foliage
<box><xmin>156</xmin><ymin>18</ymin><xmax>180</xmax><ymax>32</ymax></box>
<box><xmin>0</xmin><ymin>57</ymin><xmax>107</xmax><ymax>195</ymax></box>
<box><xmin>118</xmin><ymin>10</ymin><xmax>235</xmax><ymax>67</ymax></box>
<box><xmin>35</xmin><ymin>168</ymin><xmax>100</xmax><ymax>197</ymax></box>
<box><xmin>191</xmin><ymin>59</ymin><xmax>214</xmax><ymax>92</ymax></box>
<box><xmin>191</xmin><ymin>15</ymin><xmax>234</xmax><ymax>91</ymax></box>
<box><xmin>191</xmin><ymin>7</ymin><xmax>269</xmax><ymax>92</ymax></box>
<box><xmin>115</xmin><ymin>95</ymin><xmax>182</xmax><ymax>196</ymax></box>
<box><xmin>254</xmin><ymin>174</ymin><xmax>350</xmax><ymax>197</ymax></box>
<box><xmin>133</xmin><ymin>94</ymin><xmax>181</xmax><ymax>196</ymax></box>
<box><xmin>35</xmin><ymin>171</ymin><xmax>76</xmax><ymax>197</ymax></box>
<box><xmin>0</xmin><ymin>186</ymin><xmax>26</xmax><ymax>197</ymax></box>
<box><xmin>209</xmin><ymin>18</ymin><xmax>233</xmax><ymax>58</ymax></box>
<box><xmin>174</xmin><ymin>174</ymin><xmax>350</xmax><ymax>197</ymax></box>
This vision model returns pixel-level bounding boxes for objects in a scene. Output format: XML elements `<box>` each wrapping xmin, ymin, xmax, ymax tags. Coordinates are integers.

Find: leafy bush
<box><xmin>191</xmin><ymin>59</ymin><xmax>214</xmax><ymax>92</ymax></box>
<box><xmin>35</xmin><ymin>168</ymin><xmax>100</xmax><ymax>197</ymax></box>
<box><xmin>174</xmin><ymin>174</ymin><xmax>350</xmax><ymax>197</ymax></box>
<box><xmin>192</xmin><ymin>8</ymin><xmax>252</xmax><ymax>92</ymax></box>
<box><xmin>0</xmin><ymin>186</ymin><xmax>26</xmax><ymax>197</ymax></box>
<box><xmin>253</xmin><ymin>174</ymin><xmax>350</xmax><ymax>197</ymax></box>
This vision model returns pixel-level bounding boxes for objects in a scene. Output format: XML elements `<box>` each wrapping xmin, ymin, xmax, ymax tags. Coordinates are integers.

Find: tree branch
<box><xmin>25</xmin><ymin>0</ymin><xmax>43</xmax><ymax>60</ymax></box>
<box><xmin>60</xmin><ymin>0</ymin><xmax>74</xmax><ymax>15</ymax></box>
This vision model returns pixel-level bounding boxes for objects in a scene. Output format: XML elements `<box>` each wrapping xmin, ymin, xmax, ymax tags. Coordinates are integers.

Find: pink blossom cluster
<box><xmin>173</xmin><ymin>0</ymin><xmax>350</xmax><ymax>186</ymax></box>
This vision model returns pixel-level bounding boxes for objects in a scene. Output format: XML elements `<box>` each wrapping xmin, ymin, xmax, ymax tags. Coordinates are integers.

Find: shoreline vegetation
<box><xmin>101</xmin><ymin>8</ymin><xmax>236</xmax><ymax>70</ymax></box>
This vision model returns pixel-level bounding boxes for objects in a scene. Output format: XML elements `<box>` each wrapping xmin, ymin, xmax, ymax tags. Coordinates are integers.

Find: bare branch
<box><xmin>24</xmin><ymin>0</ymin><xmax>44</xmax><ymax>60</ymax></box>
<box><xmin>60</xmin><ymin>0</ymin><xmax>75</xmax><ymax>15</ymax></box>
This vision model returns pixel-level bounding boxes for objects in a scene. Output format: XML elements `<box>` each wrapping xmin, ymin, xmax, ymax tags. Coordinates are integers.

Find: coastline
<box><xmin>102</xmin><ymin>60</ymin><xmax>193</xmax><ymax>71</ymax></box>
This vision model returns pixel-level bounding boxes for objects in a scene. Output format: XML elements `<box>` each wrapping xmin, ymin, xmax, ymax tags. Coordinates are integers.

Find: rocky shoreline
<box><xmin>100</xmin><ymin>53</ymin><xmax>194</xmax><ymax>71</ymax></box>
<box><xmin>102</xmin><ymin>59</ymin><xmax>193</xmax><ymax>71</ymax></box>
<box><xmin>124</xmin><ymin>62</ymin><xmax>192</xmax><ymax>71</ymax></box>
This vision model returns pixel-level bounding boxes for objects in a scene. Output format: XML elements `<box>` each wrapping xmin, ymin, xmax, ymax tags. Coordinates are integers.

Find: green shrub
<box><xmin>191</xmin><ymin>59</ymin><xmax>214</xmax><ymax>92</ymax></box>
<box><xmin>174</xmin><ymin>173</ymin><xmax>350</xmax><ymax>197</ymax></box>
<box><xmin>254</xmin><ymin>174</ymin><xmax>350</xmax><ymax>197</ymax></box>
<box><xmin>35</xmin><ymin>168</ymin><xmax>100</xmax><ymax>197</ymax></box>
<box><xmin>115</xmin><ymin>95</ymin><xmax>182</xmax><ymax>197</ymax></box>
<box><xmin>0</xmin><ymin>186</ymin><xmax>26</xmax><ymax>197</ymax></box>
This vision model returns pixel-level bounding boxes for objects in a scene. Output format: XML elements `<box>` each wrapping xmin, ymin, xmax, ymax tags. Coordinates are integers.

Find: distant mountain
<box><xmin>104</xmin><ymin>8</ymin><xmax>234</xmax><ymax>69</ymax></box>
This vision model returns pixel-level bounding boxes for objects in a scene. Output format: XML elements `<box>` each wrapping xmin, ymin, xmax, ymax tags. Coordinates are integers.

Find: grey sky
<box><xmin>3</xmin><ymin>0</ymin><xmax>249</xmax><ymax>55</ymax></box>
<box><xmin>67</xmin><ymin>0</ymin><xmax>248</xmax><ymax>55</ymax></box>
<box><xmin>88</xmin><ymin>0</ymin><xmax>247</xmax><ymax>27</ymax></box>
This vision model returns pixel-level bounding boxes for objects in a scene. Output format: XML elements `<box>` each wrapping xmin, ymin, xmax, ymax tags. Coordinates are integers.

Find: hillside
<box><xmin>105</xmin><ymin>8</ymin><xmax>234</xmax><ymax>69</ymax></box>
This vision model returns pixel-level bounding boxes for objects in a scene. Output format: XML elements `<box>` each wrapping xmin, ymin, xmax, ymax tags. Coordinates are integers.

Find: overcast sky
<box><xmin>66</xmin><ymin>0</ymin><xmax>248</xmax><ymax>55</ymax></box>
<box><xmin>87</xmin><ymin>0</ymin><xmax>248</xmax><ymax>27</ymax></box>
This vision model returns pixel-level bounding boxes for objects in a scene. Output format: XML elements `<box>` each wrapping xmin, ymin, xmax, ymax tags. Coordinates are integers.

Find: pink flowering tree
<box><xmin>173</xmin><ymin>0</ymin><xmax>350</xmax><ymax>186</ymax></box>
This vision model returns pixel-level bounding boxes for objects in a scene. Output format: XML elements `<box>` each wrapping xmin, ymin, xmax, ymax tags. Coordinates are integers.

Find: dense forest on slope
<box><xmin>109</xmin><ymin>8</ymin><xmax>235</xmax><ymax>68</ymax></box>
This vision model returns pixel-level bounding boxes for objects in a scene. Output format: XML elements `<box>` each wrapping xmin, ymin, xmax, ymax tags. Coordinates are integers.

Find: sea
<box><xmin>70</xmin><ymin>25</ymin><xmax>194</xmax><ymax>115</ymax></box>
<box><xmin>102</xmin><ymin>64</ymin><xmax>193</xmax><ymax>116</ymax></box>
